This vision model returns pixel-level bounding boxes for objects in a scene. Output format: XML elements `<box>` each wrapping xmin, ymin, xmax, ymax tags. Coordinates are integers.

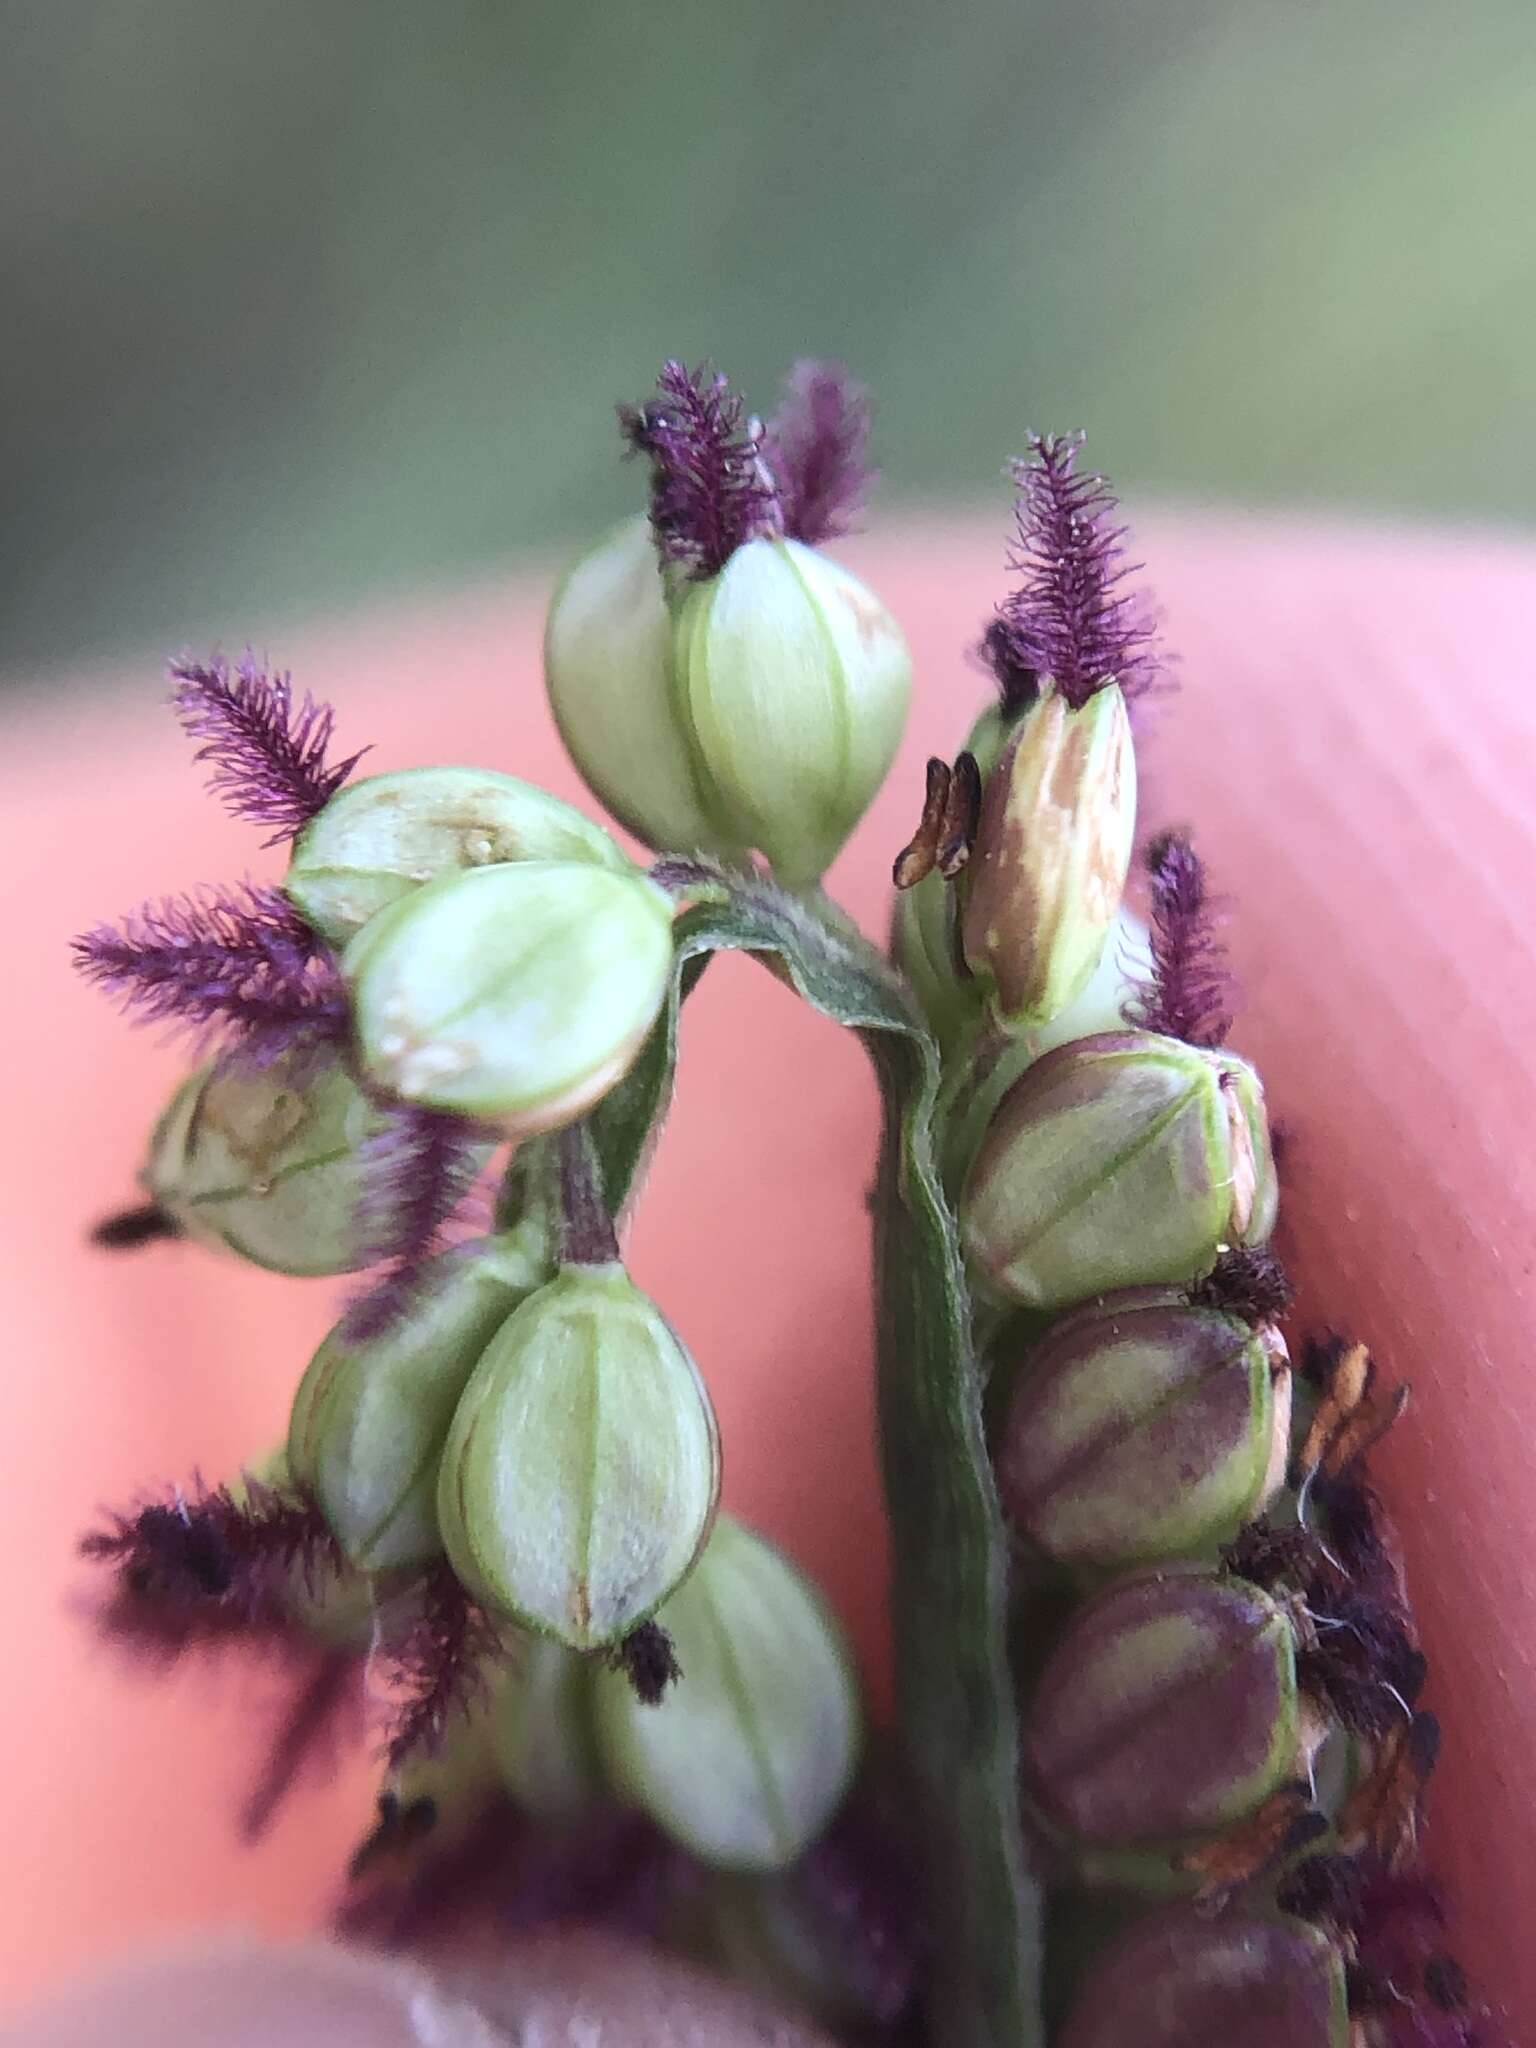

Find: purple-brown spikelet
<box><xmin>342</xmin><ymin>1106</ymin><xmax>490</xmax><ymax>1340</ymax></box>
<box><xmin>1123</xmin><ymin>829</ymin><xmax>1236</xmax><ymax>1047</ymax></box>
<box><xmin>763</xmin><ymin>358</ymin><xmax>874</xmax><ymax>546</ymax></box>
<box><xmin>620</xmin><ymin>360</ymin><xmax>781</xmax><ymax>581</ymax></box>
<box><xmin>377</xmin><ymin>1562</ymin><xmax>502</xmax><ymax>1770</ymax></box>
<box><xmin>169</xmin><ymin>653</ymin><xmax>367</xmax><ymax>844</ymax></box>
<box><xmin>72</xmin><ymin>882</ymin><xmax>347</xmax><ymax>1058</ymax></box>
<box><xmin>982</xmin><ymin>432</ymin><xmax>1163</xmax><ymax>714</ymax></box>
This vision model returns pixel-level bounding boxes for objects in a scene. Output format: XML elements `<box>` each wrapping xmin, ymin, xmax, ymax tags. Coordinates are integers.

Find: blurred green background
<box><xmin>4</xmin><ymin>0</ymin><xmax>1532</xmax><ymax>677</ymax></box>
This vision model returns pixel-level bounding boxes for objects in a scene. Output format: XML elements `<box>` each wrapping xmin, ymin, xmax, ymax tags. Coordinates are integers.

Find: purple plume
<box><xmin>239</xmin><ymin>1647</ymin><xmax>361</xmax><ymax>1842</ymax></box>
<box><xmin>1296</xmin><ymin>1584</ymin><xmax>1426</xmax><ymax>1740</ymax></box>
<box><xmin>619</xmin><ymin>359</ymin><xmax>781</xmax><ymax>581</ymax></box>
<box><xmin>1188</xmin><ymin>1245</ymin><xmax>1293</xmax><ymax>1324</ymax></box>
<box><xmin>342</xmin><ymin>1107</ymin><xmax>490</xmax><ymax>1340</ymax></box>
<box><xmin>81</xmin><ymin>1477</ymin><xmax>361</xmax><ymax>1838</ymax></box>
<box><xmin>169</xmin><ymin>653</ymin><xmax>367</xmax><ymax>844</ymax></box>
<box><xmin>89</xmin><ymin>1202</ymin><xmax>183</xmax><ymax>1250</ymax></box>
<box><xmin>82</xmin><ymin>1475</ymin><xmax>342</xmax><ymax>1652</ymax></box>
<box><xmin>1122</xmin><ymin>831</ymin><xmax>1234</xmax><ymax>1047</ymax></box>
<box><xmin>605</xmin><ymin>1620</ymin><xmax>681</xmax><ymax>1706</ymax></box>
<box><xmin>983</xmin><ymin>433</ymin><xmax>1162</xmax><ymax>713</ymax></box>
<box><xmin>377</xmin><ymin>1562</ymin><xmax>502</xmax><ymax>1769</ymax></box>
<box><xmin>72</xmin><ymin>882</ymin><xmax>347</xmax><ymax>1056</ymax></box>
<box><xmin>763</xmin><ymin>358</ymin><xmax>874</xmax><ymax>546</ymax></box>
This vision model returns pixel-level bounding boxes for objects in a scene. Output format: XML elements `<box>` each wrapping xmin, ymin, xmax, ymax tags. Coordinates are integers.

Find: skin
<box><xmin>2</xmin><ymin>511</ymin><xmax>1530</xmax><ymax>2035</ymax></box>
<box><xmin>1</xmin><ymin>1931</ymin><xmax>838</xmax><ymax>2046</ymax></box>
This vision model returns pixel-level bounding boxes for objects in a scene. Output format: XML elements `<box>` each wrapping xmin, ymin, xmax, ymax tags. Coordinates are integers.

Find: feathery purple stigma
<box><xmin>1189</xmin><ymin>1245</ymin><xmax>1293</xmax><ymax>1324</ymax></box>
<box><xmin>1298</xmin><ymin>1586</ymin><xmax>1426</xmax><ymax>1739</ymax></box>
<box><xmin>983</xmin><ymin>432</ymin><xmax>1161</xmax><ymax>713</ymax></box>
<box><xmin>239</xmin><ymin>1647</ymin><xmax>360</xmax><ymax>1842</ymax></box>
<box><xmin>342</xmin><ymin>1107</ymin><xmax>489</xmax><ymax>1340</ymax></box>
<box><xmin>1220</xmin><ymin>1515</ymin><xmax>1322</xmax><ymax>1593</ymax></box>
<box><xmin>378</xmin><ymin>1562</ymin><xmax>501</xmax><ymax>1769</ymax></box>
<box><xmin>83</xmin><ymin>1480</ymin><xmax>360</xmax><ymax>1840</ymax></box>
<box><xmin>170</xmin><ymin>654</ymin><xmax>366</xmax><ymax>844</ymax></box>
<box><xmin>1122</xmin><ymin>830</ymin><xmax>1235</xmax><ymax>1047</ymax></box>
<box><xmin>1311</xmin><ymin>1470</ymin><xmax>1399</xmax><ymax>1599</ymax></box>
<box><xmin>619</xmin><ymin>359</ymin><xmax>781</xmax><ymax>581</ymax></box>
<box><xmin>90</xmin><ymin>1202</ymin><xmax>183</xmax><ymax>1250</ymax></box>
<box><xmin>607</xmin><ymin>1620</ymin><xmax>681</xmax><ymax>1706</ymax></box>
<box><xmin>763</xmin><ymin>358</ymin><xmax>874</xmax><ymax>546</ymax></box>
<box><xmin>81</xmin><ymin>1475</ymin><xmax>341</xmax><ymax>1653</ymax></box>
<box><xmin>1282</xmin><ymin>1855</ymin><xmax>1503</xmax><ymax>2048</ymax></box>
<box><xmin>72</xmin><ymin>882</ymin><xmax>347</xmax><ymax>1057</ymax></box>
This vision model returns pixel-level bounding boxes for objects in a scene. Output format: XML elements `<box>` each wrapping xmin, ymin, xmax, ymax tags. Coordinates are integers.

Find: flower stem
<box><xmin>556</xmin><ymin>1122</ymin><xmax>620</xmax><ymax>1268</ymax></box>
<box><xmin>584</xmin><ymin>875</ymin><xmax>1043</xmax><ymax>2042</ymax></box>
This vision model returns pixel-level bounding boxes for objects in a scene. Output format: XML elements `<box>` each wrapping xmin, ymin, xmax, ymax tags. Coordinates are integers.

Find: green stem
<box><xmin>555</xmin><ymin>1122</ymin><xmax>620</xmax><ymax>1267</ymax></box>
<box><xmin>868</xmin><ymin>1041</ymin><xmax>1043</xmax><ymax>2048</ymax></box>
<box><xmin>588</xmin><ymin>877</ymin><xmax>1043</xmax><ymax>2046</ymax></box>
